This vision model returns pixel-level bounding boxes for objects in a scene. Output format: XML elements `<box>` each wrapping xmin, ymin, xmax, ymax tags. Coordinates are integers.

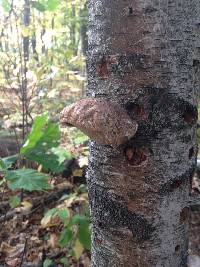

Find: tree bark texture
<box><xmin>86</xmin><ymin>1</ymin><xmax>200</xmax><ymax>266</ymax></box>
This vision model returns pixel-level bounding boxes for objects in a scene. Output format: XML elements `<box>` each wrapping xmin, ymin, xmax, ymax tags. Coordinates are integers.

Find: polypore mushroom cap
<box><xmin>60</xmin><ymin>98</ymin><xmax>138</xmax><ymax>148</ymax></box>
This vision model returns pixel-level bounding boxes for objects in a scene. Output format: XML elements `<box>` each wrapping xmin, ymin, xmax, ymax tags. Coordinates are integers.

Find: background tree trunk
<box><xmin>87</xmin><ymin>1</ymin><xmax>200</xmax><ymax>266</ymax></box>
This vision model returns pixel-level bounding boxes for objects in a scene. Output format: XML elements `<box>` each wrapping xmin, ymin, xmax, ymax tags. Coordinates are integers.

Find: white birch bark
<box><xmin>86</xmin><ymin>1</ymin><xmax>200</xmax><ymax>266</ymax></box>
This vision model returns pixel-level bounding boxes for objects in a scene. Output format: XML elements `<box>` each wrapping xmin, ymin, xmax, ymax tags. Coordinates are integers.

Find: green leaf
<box><xmin>9</xmin><ymin>195</ymin><xmax>21</xmax><ymax>208</ymax></box>
<box><xmin>21</xmin><ymin>113</ymin><xmax>52</xmax><ymax>154</ymax></box>
<box><xmin>1</xmin><ymin>155</ymin><xmax>18</xmax><ymax>169</ymax></box>
<box><xmin>0</xmin><ymin>158</ymin><xmax>6</xmax><ymax>170</ymax></box>
<box><xmin>43</xmin><ymin>258</ymin><xmax>53</xmax><ymax>267</ymax></box>
<box><xmin>77</xmin><ymin>225</ymin><xmax>91</xmax><ymax>250</ymax></box>
<box><xmin>5</xmin><ymin>169</ymin><xmax>52</xmax><ymax>191</ymax></box>
<box><xmin>20</xmin><ymin>113</ymin><xmax>68</xmax><ymax>173</ymax></box>
<box><xmin>60</xmin><ymin>257</ymin><xmax>69</xmax><ymax>266</ymax></box>
<box><xmin>44</xmin><ymin>207</ymin><xmax>58</xmax><ymax>218</ymax></box>
<box><xmin>69</xmin><ymin>214</ymin><xmax>90</xmax><ymax>227</ymax></box>
<box><xmin>0</xmin><ymin>0</ymin><xmax>11</xmax><ymax>12</ymax></box>
<box><xmin>59</xmin><ymin>228</ymin><xmax>73</xmax><ymax>248</ymax></box>
<box><xmin>46</xmin><ymin>0</ymin><xmax>59</xmax><ymax>11</ymax></box>
<box><xmin>58</xmin><ymin>208</ymin><xmax>70</xmax><ymax>222</ymax></box>
<box><xmin>30</xmin><ymin>1</ymin><xmax>46</xmax><ymax>12</ymax></box>
<box><xmin>51</xmin><ymin>147</ymin><xmax>72</xmax><ymax>164</ymax></box>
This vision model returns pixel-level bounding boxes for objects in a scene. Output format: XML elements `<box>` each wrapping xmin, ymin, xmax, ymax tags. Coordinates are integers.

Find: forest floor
<box><xmin>0</xmin><ymin>155</ymin><xmax>91</xmax><ymax>267</ymax></box>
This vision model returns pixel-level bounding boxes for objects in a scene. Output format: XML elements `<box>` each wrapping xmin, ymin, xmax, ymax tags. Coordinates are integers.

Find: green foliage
<box><xmin>43</xmin><ymin>258</ymin><xmax>53</xmax><ymax>267</ymax></box>
<box><xmin>31</xmin><ymin>0</ymin><xmax>59</xmax><ymax>12</ymax></box>
<box><xmin>9</xmin><ymin>195</ymin><xmax>21</xmax><ymax>208</ymax></box>
<box><xmin>21</xmin><ymin>113</ymin><xmax>72</xmax><ymax>173</ymax></box>
<box><xmin>0</xmin><ymin>0</ymin><xmax>87</xmax><ymax>126</ymax></box>
<box><xmin>59</xmin><ymin>213</ymin><xmax>91</xmax><ymax>251</ymax></box>
<box><xmin>1</xmin><ymin>155</ymin><xmax>52</xmax><ymax>191</ymax></box>
<box><xmin>42</xmin><ymin>191</ymin><xmax>91</xmax><ymax>257</ymax></box>
<box><xmin>0</xmin><ymin>0</ymin><xmax>11</xmax><ymax>12</ymax></box>
<box><xmin>30</xmin><ymin>1</ymin><xmax>46</xmax><ymax>12</ymax></box>
<box><xmin>1</xmin><ymin>155</ymin><xmax>18</xmax><ymax>169</ymax></box>
<box><xmin>60</xmin><ymin>257</ymin><xmax>69</xmax><ymax>266</ymax></box>
<box><xmin>6</xmin><ymin>168</ymin><xmax>52</xmax><ymax>191</ymax></box>
<box><xmin>59</xmin><ymin>228</ymin><xmax>73</xmax><ymax>248</ymax></box>
<box><xmin>1</xmin><ymin>113</ymin><xmax>73</xmax><ymax>191</ymax></box>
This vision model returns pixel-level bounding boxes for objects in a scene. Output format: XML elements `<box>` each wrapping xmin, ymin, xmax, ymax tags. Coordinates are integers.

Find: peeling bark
<box><xmin>86</xmin><ymin>0</ymin><xmax>200</xmax><ymax>266</ymax></box>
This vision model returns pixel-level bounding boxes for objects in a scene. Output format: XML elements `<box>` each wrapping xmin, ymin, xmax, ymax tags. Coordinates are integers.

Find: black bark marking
<box><xmin>160</xmin><ymin>167</ymin><xmax>195</xmax><ymax>194</ymax></box>
<box><xmin>128</xmin><ymin>7</ymin><xmax>133</xmax><ymax>16</ymax></box>
<box><xmin>189</xmin><ymin>147</ymin><xmax>195</xmax><ymax>159</ymax></box>
<box><xmin>125</xmin><ymin>102</ymin><xmax>148</xmax><ymax>120</ymax></box>
<box><xmin>180</xmin><ymin>207</ymin><xmax>190</xmax><ymax>224</ymax></box>
<box><xmin>183</xmin><ymin>105</ymin><xmax>197</xmax><ymax>124</ymax></box>
<box><xmin>175</xmin><ymin>245</ymin><xmax>180</xmax><ymax>255</ymax></box>
<box><xmin>89</xmin><ymin>186</ymin><xmax>155</xmax><ymax>242</ymax></box>
<box><xmin>144</xmin><ymin>6</ymin><xmax>158</xmax><ymax>14</ymax></box>
<box><xmin>193</xmin><ymin>59</ymin><xmax>200</xmax><ymax>67</ymax></box>
<box><xmin>126</xmin><ymin>89</ymin><xmax>197</xmax><ymax>144</ymax></box>
<box><xmin>170</xmin><ymin>179</ymin><xmax>183</xmax><ymax>190</ymax></box>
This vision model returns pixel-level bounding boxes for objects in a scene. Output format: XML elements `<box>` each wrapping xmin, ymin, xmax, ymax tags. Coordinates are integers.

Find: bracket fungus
<box><xmin>60</xmin><ymin>98</ymin><xmax>138</xmax><ymax>148</ymax></box>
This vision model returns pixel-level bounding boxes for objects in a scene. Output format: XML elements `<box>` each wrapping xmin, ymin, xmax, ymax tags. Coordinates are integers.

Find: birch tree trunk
<box><xmin>86</xmin><ymin>0</ymin><xmax>200</xmax><ymax>266</ymax></box>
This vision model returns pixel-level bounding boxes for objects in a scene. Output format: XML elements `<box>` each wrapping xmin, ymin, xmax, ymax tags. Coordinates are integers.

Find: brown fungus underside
<box><xmin>60</xmin><ymin>98</ymin><xmax>138</xmax><ymax>148</ymax></box>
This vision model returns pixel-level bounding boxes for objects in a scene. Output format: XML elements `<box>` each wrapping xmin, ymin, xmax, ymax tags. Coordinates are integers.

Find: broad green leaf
<box><xmin>5</xmin><ymin>169</ymin><xmax>52</xmax><ymax>191</ymax></box>
<box><xmin>51</xmin><ymin>147</ymin><xmax>72</xmax><ymax>164</ymax></box>
<box><xmin>9</xmin><ymin>195</ymin><xmax>21</xmax><ymax>208</ymax></box>
<box><xmin>77</xmin><ymin>224</ymin><xmax>91</xmax><ymax>250</ymax></box>
<box><xmin>1</xmin><ymin>155</ymin><xmax>18</xmax><ymax>169</ymax></box>
<box><xmin>43</xmin><ymin>258</ymin><xmax>53</xmax><ymax>267</ymax></box>
<box><xmin>21</xmin><ymin>113</ymin><xmax>50</xmax><ymax>154</ymax></box>
<box><xmin>44</xmin><ymin>207</ymin><xmax>58</xmax><ymax>218</ymax></box>
<box><xmin>69</xmin><ymin>214</ymin><xmax>90</xmax><ymax>227</ymax></box>
<box><xmin>58</xmin><ymin>208</ymin><xmax>70</xmax><ymax>222</ymax></box>
<box><xmin>58</xmin><ymin>228</ymin><xmax>73</xmax><ymax>248</ymax></box>
<box><xmin>21</xmin><ymin>113</ymin><xmax>67</xmax><ymax>172</ymax></box>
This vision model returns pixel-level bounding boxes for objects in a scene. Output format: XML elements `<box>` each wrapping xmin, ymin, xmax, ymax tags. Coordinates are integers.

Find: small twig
<box><xmin>19</xmin><ymin>238</ymin><xmax>28</xmax><ymax>267</ymax></box>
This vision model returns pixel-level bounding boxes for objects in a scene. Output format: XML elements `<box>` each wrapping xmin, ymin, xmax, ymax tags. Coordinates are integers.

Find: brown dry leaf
<box><xmin>63</xmin><ymin>196</ymin><xmax>77</xmax><ymax>207</ymax></box>
<box><xmin>30</xmin><ymin>236</ymin><xmax>42</xmax><ymax>245</ymax></box>
<box><xmin>74</xmin><ymin>239</ymin><xmax>84</xmax><ymax>260</ymax></box>
<box><xmin>41</xmin><ymin>214</ymin><xmax>60</xmax><ymax>229</ymax></box>
<box><xmin>73</xmin><ymin>169</ymin><xmax>83</xmax><ymax>177</ymax></box>
<box><xmin>47</xmin><ymin>233</ymin><xmax>59</xmax><ymax>248</ymax></box>
<box><xmin>0</xmin><ymin>242</ymin><xmax>24</xmax><ymax>258</ymax></box>
<box><xmin>81</xmin><ymin>256</ymin><xmax>91</xmax><ymax>267</ymax></box>
<box><xmin>5</xmin><ymin>258</ymin><xmax>20</xmax><ymax>267</ymax></box>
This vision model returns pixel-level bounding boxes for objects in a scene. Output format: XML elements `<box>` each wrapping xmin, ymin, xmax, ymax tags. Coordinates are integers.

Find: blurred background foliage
<box><xmin>0</xmin><ymin>0</ymin><xmax>87</xmax><ymax>136</ymax></box>
<box><xmin>0</xmin><ymin>1</ymin><xmax>91</xmax><ymax>266</ymax></box>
